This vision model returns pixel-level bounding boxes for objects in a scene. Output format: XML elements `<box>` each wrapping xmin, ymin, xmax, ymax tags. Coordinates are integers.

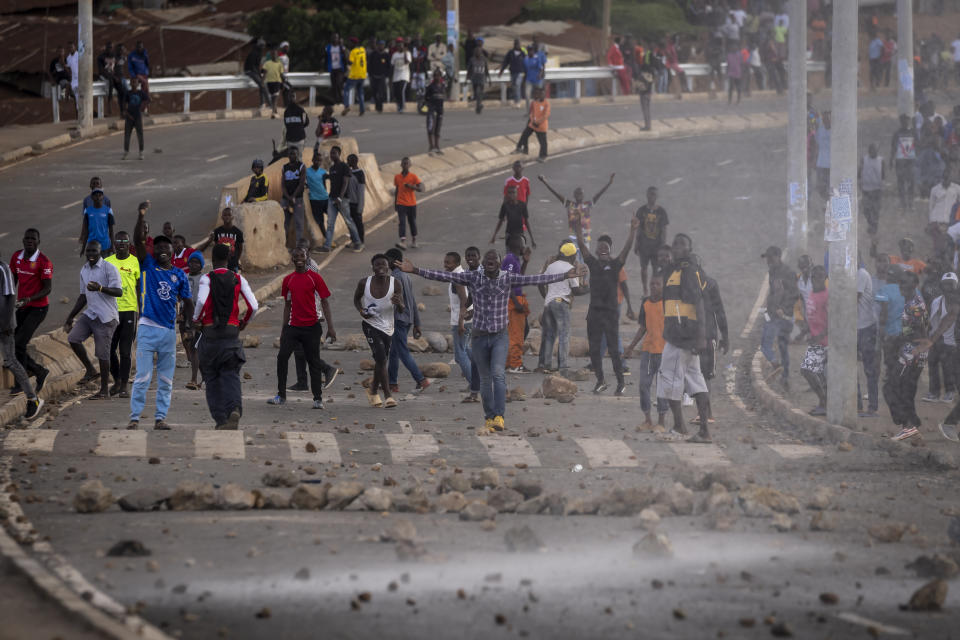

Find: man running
<box><xmin>396</xmin><ymin>249</ymin><xmax>584</xmax><ymax>431</ymax></box>
<box><xmin>538</xmin><ymin>173</ymin><xmax>615</xmax><ymax>246</ymax></box>
<box><xmin>192</xmin><ymin>244</ymin><xmax>258</xmax><ymax>429</ymax></box>
<box><xmin>130</xmin><ymin>203</ymin><xmax>194</xmax><ymax>430</ymax></box>
<box><xmin>355</xmin><ymin>254</ymin><xmax>403</xmax><ymax>409</ymax></box>
<box><xmin>634</xmin><ymin>186</ymin><xmax>668</xmax><ymax>296</ymax></box>
<box><xmin>514</xmin><ymin>87</ymin><xmax>550</xmax><ymax>161</ymax></box>
<box><xmin>10</xmin><ymin>229</ymin><xmax>52</xmax><ymax>396</ymax></box>
<box><xmin>0</xmin><ymin>252</ymin><xmax>43</xmax><ymax>418</ymax></box>
<box><xmin>575</xmin><ymin>213</ymin><xmax>640</xmax><ymax>395</ymax></box>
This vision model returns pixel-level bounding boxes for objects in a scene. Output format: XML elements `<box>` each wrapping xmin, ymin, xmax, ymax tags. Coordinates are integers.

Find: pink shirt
<box><xmin>806</xmin><ymin>288</ymin><xmax>828</xmax><ymax>346</ymax></box>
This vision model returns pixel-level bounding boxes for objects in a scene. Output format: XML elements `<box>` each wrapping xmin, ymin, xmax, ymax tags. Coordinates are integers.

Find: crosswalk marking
<box><xmin>385</xmin><ymin>434</ymin><xmax>438</xmax><ymax>464</ymax></box>
<box><xmin>575</xmin><ymin>438</ymin><xmax>638</xmax><ymax>467</ymax></box>
<box><xmin>95</xmin><ymin>431</ymin><xmax>147</xmax><ymax>457</ymax></box>
<box><xmin>766</xmin><ymin>444</ymin><xmax>823</xmax><ymax>459</ymax></box>
<box><xmin>483</xmin><ymin>437</ymin><xmax>541</xmax><ymax>468</ymax></box>
<box><xmin>194</xmin><ymin>430</ymin><xmax>245</xmax><ymax>460</ymax></box>
<box><xmin>4</xmin><ymin>430</ymin><xmax>58</xmax><ymax>453</ymax></box>
<box><xmin>286</xmin><ymin>432</ymin><xmax>340</xmax><ymax>464</ymax></box>
<box><xmin>619</xmin><ymin>198</ymin><xmax>637</xmax><ymax>207</ymax></box>
<box><xmin>667</xmin><ymin>442</ymin><xmax>731</xmax><ymax>467</ymax></box>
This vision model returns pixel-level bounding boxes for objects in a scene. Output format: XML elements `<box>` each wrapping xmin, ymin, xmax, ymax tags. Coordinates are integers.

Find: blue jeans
<box><xmin>510</xmin><ymin>72</ymin><xmax>523</xmax><ymax>104</ymax></box>
<box><xmin>761</xmin><ymin>316</ymin><xmax>793</xmax><ymax>382</ymax></box>
<box><xmin>472</xmin><ymin>330</ymin><xmax>508</xmax><ymax>419</ymax></box>
<box><xmin>599</xmin><ymin>302</ymin><xmax>624</xmax><ymax>358</ymax></box>
<box><xmin>538</xmin><ymin>299</ymin><xmax>571</xmax><ymax>370</ymax></box>
<box><xmin>324</xmin><ymin>198</ymin><xmax>361</xmax><ymax>249</ymax></box>
<box><xmin>388</xmin><ymin>320</ymin><xmax>424</xmax><ymax>386</ymax></box>
<box><xmin>857</xmin><ymin>324</ymin><xmax>879</xmax><ymax>412</ymax></box>
<box><xmin>344</xmin><ymin>78</ymin><xmax>365</xmax><ymax>112</ymax></box>
<box><xmin>130</xmin><ymin>323</ymin><xmax>176</xmax><ymax>421</ymax></box>
<box><xmin>452</xmin><ymin>322</ymin><xmax>475</xmax><ymax>386</ymax></box>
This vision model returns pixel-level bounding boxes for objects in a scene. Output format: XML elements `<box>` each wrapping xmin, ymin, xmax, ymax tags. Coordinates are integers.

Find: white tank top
<box><xmin>362</xmin><ymin>276</ymin><xmax>395</xmax><ymax>336</ymax></box>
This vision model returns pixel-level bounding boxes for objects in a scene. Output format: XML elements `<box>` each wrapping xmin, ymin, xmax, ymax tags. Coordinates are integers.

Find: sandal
<box><xmin>185</xmin><ymin>381</ymin><xmax>199</xmax><ymax>390</ymax></box>
<box><xmin>687</xmin><ymin>433</ymin><xmax>713</xmax><ymax>444</ymax></box>
<box><xmin>367</xmin><ymin>391</ymin><xmax>383</xmax><ymax>408</ymax></box>
<box><xmin>383</xmin><ymin>397</ymin><xmax>398</xmax><ymax>408</ymax></box>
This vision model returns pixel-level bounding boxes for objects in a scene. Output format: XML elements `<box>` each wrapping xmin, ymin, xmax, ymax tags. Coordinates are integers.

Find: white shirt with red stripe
<box><xmin>192</xmin><ymin>267</ymin><xmax>258</xmax><ymax>327</ymax></box>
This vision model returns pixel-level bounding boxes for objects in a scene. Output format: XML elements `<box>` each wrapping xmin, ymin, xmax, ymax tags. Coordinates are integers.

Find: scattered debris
<box><xmin>504</xmin><ymin>525</ymin><xmax>544</xmax><ymax>552</ymax></box>
<box><xmin>632</xmin><ymin>532</ymin><xmax>673</xmax><ymax>558</ymax></box>
<box><xmin>326</xmin><ymin>481</ymin><xmax>365</xmax><ymax>509</ymax></box>
<box><xmin>819</xmin><ymin>593</ymin><xmax>838</xmax><ymax>605</ymax></box>
<box><xmin>73</xmin><ymin>480</ymin><xmax>114</xmax><ymax>513</ymax></box>
<box><xmin>902</xmin><ymin>579</ymin><xmax>947</xmax><ymax>611</ymax></box>
<box><xmin>118</xmin><ymin>488</ymin><xmax>169</xmax><ymax>512</ymax></box>
<box><xmin>542</xmin><ymin>375</ymin><xmax>578</xmax><ymax>399</ymax></box>
<box><xmin>361</xmin><ymin>487</ymin><xmax>393</xmax><ymax>512</ymax></box>
<box><xmin>487</xmin><ymin>488</ymin><xmax>525</xmax><ymax>513</ymax></box>
<box><xmin>290</xmin><ymin>484</ymin><xmax>329</xmax><ymax>510</ymax></box>
<box><xmin>905</xmin><ymin>554</ymin><xmax>960</xmax><ymax>579</ymax></box>
<box><xmin>381</xmin><ymin>519</ymin><xmax>417</xmax><ymax>544</ymax></box>
<box><xmin>806</xmin><ymin>486</ymin><xmax>834</xmax><ymax>511</ymax></box>
<box><xmin>106</xmin><ymin>540</ymin><xmax>151</xmax><ymax>557</ymax></box>
<box><xmin>770</xmin><ymin>513</ymin><xmax>794</xmax><ymax>532</ymax></box>
<box><xmin>169</xmin><ymin>481</ymin><xmax>217</xmax><ymax>511</ymax></box>
<box><xmin>867</xmin><ymin>522</ymin><xmax>907</xmax><ymax>543</ymax></box>
<box><xmin>460</xmin><ymin>502</ymin><xmax>497</xmax><ymax>522</ymax></box>
<box><xmin>809</xmin><ymin>511</ymin><xmax>836</xmax><ymax>532</ymax></box>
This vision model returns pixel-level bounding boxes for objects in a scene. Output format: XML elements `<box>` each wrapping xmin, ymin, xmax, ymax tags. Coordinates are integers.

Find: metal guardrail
<box><xmin>52</xmin><ymin>61</ymin><xmax>828</xmax><ymax>123</ymax></box>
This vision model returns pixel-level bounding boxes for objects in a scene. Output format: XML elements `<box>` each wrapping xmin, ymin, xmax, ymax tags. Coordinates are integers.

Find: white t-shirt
<box><xmin>391</xmin><ymin>51</ymin><xmax>411</xmax><ymax>83</ymax></box>
<box><xmin>730</xmin><ymin>9</ymin><xmax>747</xmax><ymax>26</ymax></box>
<box><xmin>857</xmin><ymin>267</ymin><xmax>877</xmax><ymax>329</ymax></box>
<box><xmin>448</xmin><ymin>265</ymin><xmax>465</xmax><ymax>325</ymax></box>
<box><xmin>543</xmin><ymin>259</ymin><xmax>578</xmax><ymax>305</ymax></box>
<box><xmin>929</xmin><ymin>182</ymin><xmax>960</xmax><ymax>224</ymax></box>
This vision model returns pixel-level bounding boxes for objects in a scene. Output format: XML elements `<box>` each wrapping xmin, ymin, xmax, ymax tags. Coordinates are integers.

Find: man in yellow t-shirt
<box><xmin>344</xmin><ymin>37</ymin><xmax>367</xmax><ymax>116</ymax></box>
<box><xmin>261</xmin><ymin>51</ymin><xmax>285</xmax><ymax>117</ymax></box>
<box><xmin>104</xmin><ymin>231</ymin><xmax>141</xmax><ymax>397</ymax></box>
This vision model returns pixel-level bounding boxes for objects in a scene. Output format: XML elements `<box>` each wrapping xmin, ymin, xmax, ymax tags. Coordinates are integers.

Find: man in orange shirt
<box><xmin>889</xmin><ymin>237</ymin><xmax>927</xmax><ymax>274</ymax></box>
<box><xmin>514</xmin><ymin>87</ymin><xmax>550</xmax><ymax>161</ymax></box>
<box><xmin>393</xmin><ymin>156</ymin><xmax>423</xmax><ymax>249</ymax></box>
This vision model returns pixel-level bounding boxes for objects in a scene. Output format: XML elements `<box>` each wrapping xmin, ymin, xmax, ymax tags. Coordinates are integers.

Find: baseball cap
<box><xmin>560</xmin><ymin>243</ymin><xmax>577</xmax><ymax>257</ymax></box>
<box><xmin>942</xmin><ymin>272</ymin><xmax>958</xmax><ymax>283</ymax></box>
<box><xmin>760</xmin><ymin>245</ymin><xmax>782</xmax><ymax>259</ymax></box>
<box><xmin>279</xmin><ymin>41</ymin><xmax>289</xmax><ymax>49</ymax></box>
<box><xmin>91</xmin><ymin>188</ymin><xmax>104</xmax><ymax>195</ymax></box>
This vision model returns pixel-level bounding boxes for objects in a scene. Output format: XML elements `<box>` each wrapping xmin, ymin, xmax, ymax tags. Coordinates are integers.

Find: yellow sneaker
<box><xmin>484</xmin><ymin>417</ymin><xmax>494</xmax><ymax>431</ymax></box>
<box><xmin>492</xmin><ymin>416</ymin><xmax>505</xmax><ymax>431</ymax></box>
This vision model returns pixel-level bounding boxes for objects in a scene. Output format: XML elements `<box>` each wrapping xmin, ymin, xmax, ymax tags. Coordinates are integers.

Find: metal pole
<box><xmin>602</xmin><ymin>0</ymin><xmax>611</xmax><ymax>43</ymax></box>
<box><xmin>826</xmin><ymin>0</ymin><xmax>859</xmax><ymax>428</ymax></box>
<box><xmin>447</xmin><ymin>0</ymin><xmax>460</xmax><ymax>100</ymax></box>
<box><xmin>786</xmin><ymin>0</ymin><xmax>808</xmax><ymax>258</ymax></box>
<box><xmin>78</xmin><ymin>0</ymin><xmax>93</xmax><ymax>130</ymax></box>
<box><xmin>896</xmin><ymin>0</ymin><xmax>914</xmax><ymax>117</ymax></box>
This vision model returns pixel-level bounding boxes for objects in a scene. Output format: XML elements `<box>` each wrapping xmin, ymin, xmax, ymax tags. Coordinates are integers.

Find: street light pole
<box><xmin>896</xmin><ymin>0</ymin><xmax>914</xmax><ymax>117</ymax></box>
<box><xmin>786</xmin><ymin>0</ymin><xmax>808</xmax><ymax>259</ymax></box>
<box><xmin>78</xmin><ymin>0</ymin><xmax>93</xmax><ymax>130</ymax></box>
<box><xmin>447</xmin><ymin>0</ymin><xmax>460</xmax><ymax>100</ymax></box>
<box><xmin>826</xmin><ymin>0</ymin><xmax>859</xmax><ymax>428</ymax></box>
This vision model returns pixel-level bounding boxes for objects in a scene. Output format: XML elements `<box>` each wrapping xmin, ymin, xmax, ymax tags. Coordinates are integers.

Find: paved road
<box><xmin>4</xmin><ymin>128</ymin><xmax>958</xmax><ymax>638</ymax></box>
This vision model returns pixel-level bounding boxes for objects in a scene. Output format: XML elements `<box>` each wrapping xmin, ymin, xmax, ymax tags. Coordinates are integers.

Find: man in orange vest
<box><xmin>514</xmin><ymin>87</ymin><xmax>550</xmax><ymax>161</ymax></box>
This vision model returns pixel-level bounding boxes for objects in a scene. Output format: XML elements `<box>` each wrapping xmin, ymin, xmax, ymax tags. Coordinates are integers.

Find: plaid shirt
<box><xmin>415</xmin><ymin>267</ymin><xmax>570</xmax><ymax>334</ymax></box>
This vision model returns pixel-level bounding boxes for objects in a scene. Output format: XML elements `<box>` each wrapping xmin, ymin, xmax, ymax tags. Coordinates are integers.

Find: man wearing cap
<box><xmin>344</xmin><ymin>37</ymin><xmax>367</xmax><ymax>116</ymax></box>
<box><xmin>760</xmin><ymin>245</ymin><xmax>799</xmax><ymax>388</ymax></box>
<box><xmin>536</xmin><ymin>243</ymin><xmax>583</xmax><ymax>372</ymax></box>
<box><xmin>428</xmin><ymin>33</ymin><xmax>446</xmax><ymax>74</ymax></box>
<box><xmin>369</xmin><ymin>40</ymin><xmax>391</xmax><ymax>114</ymax></box>
<box><xmin>915</xmin><ymin>271</ymin><xmax>960</xmax><ymax>442</ymax></box>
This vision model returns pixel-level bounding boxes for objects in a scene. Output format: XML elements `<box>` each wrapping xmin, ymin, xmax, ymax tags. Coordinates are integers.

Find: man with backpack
<box><xmin>192</xmin><ymin>244</ymin><xmax>259</xmax><ymax>430</ymax></box>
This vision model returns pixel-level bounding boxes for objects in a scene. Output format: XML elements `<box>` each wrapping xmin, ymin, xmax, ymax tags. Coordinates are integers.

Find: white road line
<box><xmin>95</xmin><ymin>431</ymin><xmax>147</xmax><ymax>457</ymax></box>
<box><xmin>3</xmin><ymin>430</ymin><xmax>58</xmax><ymax>453</ymax></box>
<box><xmin>482</xmin><ymin>437</ymin><xmax>541</xmax><ymax>468</ymax></box>
<box><xmin>353</xmin><ymin>128</ymin><xmax>371</xmax><ymax>133</ymax></box>
<box><xmin>619</xmin><ymin>198</ymin><xmax>637</xmax><ymax>207</ymax></box>
<box><xmin>575</xmin><ymin>438</ymin><xmax>638</xmax><ymax>467</ymax></box>
<box><xmin>385</xmin><ymin>433</ymin><xmax>438</xmax><ymax>464</ymax></box>
<box><xmin>286</xmin><ymin>431</ymin><xmax>340</xmax><ymax>464</ymax></box>
<box><xmin>206</xmin><ymin>154</ymin><xmax>229</xmax><ymax>163</ymax></box>
<box><xmin>135</xmin><ymin>177</ymin><xmax>156</xmax><ymax>186</ymax></box>
<box><xmin>772</xmin><ymin>147</ymin><xmax>787</xmax><ymax>153</ymax></box>
<box><xmin>0</xmin><ymin>232</ymin><xmax>8</xmax><ymax>240</ymax></box>
<box><xmin>666</xmin><ymin>177</ymin><xmax>683</xmax><ymax>185</ymax></box>
<box><xmin>835</xmin><ymin>613</ymin><xmax>909</xmax><ymax>636</ymax></box>
<box><xmin>60</xmin><ymin>199</ymin><xmax>83</xmax><ymax>210</ymax></box>
<box><xmin>767</xmin><ymin>443</ymin><xmax>824</xmax><ymax>459</ymax></box>
<box><xmin>740</xmin><ymin>275</ymin><xmax>769</xmax><ymax>339</ymax></box>
<box><xmin>668</xmin><ymin>442</ymin><xmax>731</xmax><ymax>467</ymax></box>
<box><xmin>397</xmin><ymin>420</ymin><xmax>413</xmax><ymax>434</ymax></box>
<box><xmin>725</xmin><ymin>348</ymin><xmax>750</xmax><ymax>412</ymax></box>
<box><xmin>194</xmin><ymin>430</ymin><xmax>245</xmax><ymax>459</ymax></box>
<box><xmin>716</xmin><ymin>159</ymin><xmax>733</xmax><ymax>166</ymax></box>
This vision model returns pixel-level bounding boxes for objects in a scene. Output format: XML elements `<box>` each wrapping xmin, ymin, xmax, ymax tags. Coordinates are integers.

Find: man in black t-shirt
<box><xmin>490</xmin><ymin>185</ymin><xmax>534</xmax><ymax>249</ymax></box>
<box><xmin>281</xmin><ymin>148</ymin><xmax>306</xmax><ymax>246</ymax></box>
<box><xmin>575</xmin><ymin>213</ymin><xmax>640</xmax><ymax>395</ymax></box>
<box><xmin>368</xmin><ymin>40</ymin><xmax>392</xmax><ymax>113</ymax></box>
<box><xmin>634</xmin><ymin>186</ymin><xmax>669</xmax><ymax>296</ymax></box>
<box><xmin>282</xmin><ymin>93</ymin><xmax>309</xmax><ymax>156</ymax></box>
<box><xmin>319</xmin><ymin>145</ymin><xmax>362</xmax><ymax>252</ymax></box>
<box><xmin>197</xmin><ymin>208</ymin><xmax>245</xmax><ymax>272</ymax></box>
<box><xmin>425</xmin><ymin>69</ymin><xmax>445</xmax><ymax>155</ymax></box>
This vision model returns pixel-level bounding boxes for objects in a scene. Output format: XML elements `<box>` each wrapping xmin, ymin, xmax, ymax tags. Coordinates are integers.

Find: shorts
<box><xmin>657</xmin><ymin>341</ymin><xmax>709</xmax><ymax>401</ymax></box>
<box><xmin>700</xmin><ymin>339</ymin><xmax>716</xmax><ymax>380</ymax></box>
<box><xmin>362</xmin><ymin>321</ymin><xmax>393</xmax><ymax>362</ymax></box>
<box><xmin>267</xmin><ymin>82</ymin><xmax>282</xmax><ymax>96</ymax></box>
<box><xmin>68</xmin><ymin>314</ymin><xmax>118</xmax><ymax>362</ymax></box>
<box><xmin>801</xmin><ymin>345</ymin><xmax>827</xmax><ymax>376</ymax></box>
<box><xmin>426</xmin><ymin>110</ymin><xmax>443</xmax><ymax>136</ymax></box>
<box><xmin>636</xmin><ymin>246</ymin><xmax>659</xmax><ymax>270</ymax></box>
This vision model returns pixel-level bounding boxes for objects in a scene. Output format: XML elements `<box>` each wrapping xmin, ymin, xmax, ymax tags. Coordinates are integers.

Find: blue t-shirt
<box><xmin>523</xmin><ymin>55</ymin><xmax>543</xmax><ymax>80</ymax></box>
<box><xmin>305</xmin><ymin>166</ymin><xmax>329</xmax><ymax>200</ymax></box>
<box><xmin>83</xmin><ymin>205</ymin><xmax>115</xmax><ymax>251</ymax></box>
<box><xmin>82</xmin><ymin>194</ymin><xmax>111</xmax><ymax>213</ymax></box>
<box><xmin>139</xmin><ymin>254</ymin><xmax>191</xmax><ymax>329</ymax></box>
<box><xmin>875</xmin><ymin>282</ymin><xmax>905</xmax><ymax>337</ymax></box>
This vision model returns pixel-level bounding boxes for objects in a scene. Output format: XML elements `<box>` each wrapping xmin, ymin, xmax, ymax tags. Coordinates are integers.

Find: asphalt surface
<box><xmin>4</xmin><ymin>128</ymin><xmax>959</xmax><ymax>638</ymax></box>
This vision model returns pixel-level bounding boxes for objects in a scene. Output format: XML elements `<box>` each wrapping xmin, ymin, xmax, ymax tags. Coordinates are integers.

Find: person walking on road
<box><xmin>64</xmin><ymin>241</ymin><xmax>122</xmax><ymax>399</ymax></box>
<box><xmin>346</xmin><ymin>153</ymin><xmax>367</xmax><ymax>243</ymax></box>
<box><xmin>288</xmin><ymin>239</ymin><xmax>339</xmax><ymax>393</ymax></box>
<box><xmin>634</xmin><ymin>186</ymin><xmax>668</xmax><ymax>296</ymax></box>
<box><xmin>395</xmin><ymin>249</ymin><xmax>584</xmax><ymax>432</ymax></box>
<box><xmin>891</xmin><ymin>117</ymin><xmax>917</xmax><ymax>213</ymax></box>
<box><xmin>393</xmin><ymin>157</ymin><xmax>423</xmax><ymax>249</ymax></box>
<box><xmin>913</xmin><ymin>271</ymin><xmax>960</xmax><ymax>442</ymax></box>
<box><xmin>425</xmin><ymin>69</ymin><xmax>445</xmax><ymax>154</ymax></box>
<box><xmin>344</xmin><ymin>37</ymin><xmax>367</xmax><ymax>116</ymax></box>
<box><xmin>696</xmin><ymin>255</ymin><xmax>729</xmax><ymax>423</ymax></box>
<box><xmin>538</xmin><ymin>173</ymin><xmax>614</xmax><ymax>246</ymax></box>
<box><xmin>325</xmin><ymin>34</ymin><xmax>348</xmax><ymax>104</ymax></box>
<box><xmin>575</xmin><ymin>214</ymin><xmax>639</xmax><ymax>395</ymax></box>
<box><xmin>504</xmin><ymin>161</ymin><xmax>531</xmax><ymax>204</ymax></box>
<box><xmin>469</xmin><ymin>41</ymin><xmax>490</xmax><ymax>114</ymax></box>
<box><xmin>444</xmin><ymin>251</ymin><xmax>478</xmax><ymax>398</ymax></box>
<box><xmin>760</xmin><ymin>245</ymin><xmax>799</xmax><ymax>390</ymax></box>
<box><xmin>282</xmin><ymin>92</ymin><xmax>309</xmax><ymax>156</ymax></box>
<box><xmin>857</xmin><ymin>259</ymin><xmax>881</xmax><ymax>417</ymax></box>
<box><xmin>79</xmin><ymin>188</ymin><xmax>115</xmax><ymax>257</ymax></box>
<box><xmin>498</xmin><ymin>39</ymin><xmax>527</xmax><ymax>107</ymax></box>
<box><xmin>261</xmin><ymin>51</ymin><xmax>284</xmax><ymax>118</ymax></box>
<box><xmin>268</xmin><ymin>247</ymin><xmax>334</xmax><ymax>409</ymax></box>
<box><xmin>305</xmin><ymin>152</ymin><xmax>328</xmax><ymax>245</ymax></box>
<box><xmin>624</xmin><ymin>272</ymin><xmax>668</xmax><ymax>428</ymax></box>
<box><xmin>514</xmin><ymin>87</ymin><xmax>550</xmax><ymax>161</ymax></box>
<box><xmin>0</xmin><ymin>254</ymin><xmax>43</xmax><ymax>418</ymax></box>
<box><xmin>122</xmin><ymin>77</ymin><xmax>148</xmax><ymax>161</ymax></box>
<box><xmin>355</xmin><ymin>254</ymin><xmax>403</xmax><ymax>408</ymax></box>
<box><xmin>636</xmin><ymin>51</ymin><xmax>656</xmax><ymax>130</ymax></box>
<box><xmin>105</xmin><ymin>232</ymin><xmax>140</xmax><ymax>397</ymax></box>
<box><xmin>10</xmin><ymin>228</ymin><xmax>51</xmax><ymax>396</ymax></box>
<box><xmin>501</xmin><ymin>235</ymin><xmax>531</xmax><ymax>374</ymax></box>
<box><xmin>192</xmin><ymin>244</ymin><xmax>258</xmax><ymax>429</ymax></box>
<box><xmin>491</xmin><ymin>185</ymin><xmax>534</xmax><ymax>249</ymax></box>
<box><xmin>130</xmin><ymin>204</ymin><xmax>194</xmax><ymax>430</ymax></box>
<box><xmin>384</xmin><ymin>248</ymin><xmax>429</xmax><ymax>394</ymax></box>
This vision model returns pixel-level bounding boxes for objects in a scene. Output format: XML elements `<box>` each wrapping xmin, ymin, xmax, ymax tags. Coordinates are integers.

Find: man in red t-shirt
<box><xmin>10</xmin><ymin>228</ymin><xmax>52</xmax><ymax>394</ymax></box>
<box><xmin>503</xmin><ymin>161</ymin><xmax>531</xmax><ymax>203</ymax></box>
<box><xmin>268</xmin><ymin>247</ymin><xmax>336</xmax><ymax>408</ymax></box>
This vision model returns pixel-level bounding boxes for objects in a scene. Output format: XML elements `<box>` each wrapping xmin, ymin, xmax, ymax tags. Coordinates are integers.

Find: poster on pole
<box><xmin>824</xmin><ymin>195</ymin><xmax>850</xmax><ymax>242</ymax></box>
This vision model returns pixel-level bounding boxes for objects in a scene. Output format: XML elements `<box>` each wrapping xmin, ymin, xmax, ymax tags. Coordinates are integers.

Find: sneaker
<box><xmin>621</xmin><ymin>365</ymin><xmax>631</xmax><ymax>376</ymax></box>
<box><xmin>891</xmin><ymin>426</ymin><xmax>919</xmax><ymax>441</ymax></box>
<box><xmin>809</xmin><ymin>406</ymin><xmax>826</xmax><ymax>416</ymax></box>
<box><xmin>593</xmin><ymin>381</ymin><xmax>608</xmax><ymax>394</ymax></box>
<box><xmin>921</xmin><ymin>393</ymin><xmax>940</xmax><ymax>403</ymax></box>
<box><xmin>35</xmin><ymin>369</ymin><xmax>49</xmax><ymax>395</ymax></box>
<box><xmin>682</xmin><ymin>393</ymin><xmax>694</xmax><ymax>407</ymax></box>
<box><xmin>351</xmin><ymin>243</ymin><xmax>364</xmax><ymax>253</ymax></box>
<box><xmin>410</xmin><ymin>238</ymin><xmax>418</xmax><ymax>249</ymax></box>
<box><xmin>312</xmin><ymin>399</ymin><xmax>325</xmax><ymax>410</ymax></box>
<box><xmin>288</xmin><ymin>383</ymin><xmax>309</xmax><ymax>391</ymax></box>
<box><xmin>315</xmin><ymin>246</ymin><xmax>331</xmax><ymax>253</ymax></box>
<box><xmin>938</xmin><ymin>423</ymin><xmax>960</xmax><ymax>443</ymax></box>
<box><xmin>154</xmin><ymin>419</ymin><xmax>171</xmax><ymax>431</ymax></box>
<box><xmin>222</xmin><ymin>408</ymin><xmax>241</xmax><ymax>430</ymax></box>
<box><xmin>266</xmin><ymin>395</ymin><xmax>285</xmax><ymax>405</ymax></box>
<box><xmin>615</xmin><ymin>382</ymin><xmax>627</xmax><ymax>396</ymax></box>
<box><xmin>121</xmin><ymin>152</ymin><xmax>128</xmax><ymax>161</ymax></box>
<box><xmin>507</xmin><ymin>366</ymin><xmax>532</xmax><ymax>374</ymax></box>
<box><xmin>416</xmin><ymin>378</ymin><xmax>431</xmax><ymax>392</ymax></box>
<box><xmin>383</xmin><ymin>397</ymin><xmax>398</xmax><ymax>408</ymax></box>
<box><xmin>484</xmin><ymin>417</ymin><xmax>495</xmax><ymax>430</ymax></box>
<box><xmin>492</xmin><ymin>416</ymin><xmax>505</xmax><ymax>431</ymax></box>
<box><xmin>323</xmin><ymin>365</ymin><xmax>339</xmax><ymax>390</ymax></box>
<box><xmin>943</xmin><ymin>392</ymin><xmax>955</xmax><ymax>403</ymax></box>
<box><xmin>24</xmin><ymin>398</ymin><xmax>44</xmax><ymax>419</ymax></box>
<box><xmin>138</xmin><ymin>151</ymin><xmax>144</xmax><ymax>160</ymax></box>
<box><xmin>126</xmin><ymin>420</ymin><xmax>139</xmax><ymax>430</ymax></box>
<box><xmin>396</xmin><ymin>239</ymin><xmax>407</xmax><ymax>249</ymax></box>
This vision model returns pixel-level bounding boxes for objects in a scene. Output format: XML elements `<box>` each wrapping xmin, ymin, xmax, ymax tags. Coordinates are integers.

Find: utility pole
<box><xmin>447</xmin><ymin>0</ymin><xmax>459</xmax><ymax>99</ymax></box>
<box><xmin>78</xmin><ymin>0</ymin><xmax>93</xmax><ymax>130</ymax></box>
<box><xmin>786</xmin><ymin>0</ymin><xmax>808</xmax><ymax>259</ymax></box>
<box><xmin>601</xmin><ymin>0</ymin><xmax>611</xmax><ymax>43</ymax></box>
<box><xmin>826</xmin><ymin>0</ymin><xmax>859</xmax><ymax>428</ymax></box>
<box><xmin>896</xmin><ymin>0</ymin><xmax>913</xmax><ymax>117</ymax></box>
